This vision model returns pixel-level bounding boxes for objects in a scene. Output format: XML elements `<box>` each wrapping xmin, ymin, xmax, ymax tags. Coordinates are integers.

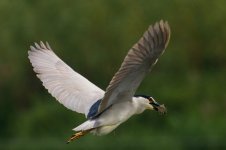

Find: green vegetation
<box><xmin>0</xmin><ymin>0</ymin><xmax>226</xmax><ymax>149</ymax></box>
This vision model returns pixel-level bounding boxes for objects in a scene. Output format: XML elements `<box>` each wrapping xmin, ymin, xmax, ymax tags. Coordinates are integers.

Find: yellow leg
<box><xmin>66</xmin><ymin>129</ymin><xmax>91</xmax><ymax>144</ymax></box>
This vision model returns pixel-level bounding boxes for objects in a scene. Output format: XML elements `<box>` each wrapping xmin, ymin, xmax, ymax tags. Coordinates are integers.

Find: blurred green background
<box><xmin>0</xmin><ymin>0</ymin><xmax>226</xmax><ymax>149</ymax></box>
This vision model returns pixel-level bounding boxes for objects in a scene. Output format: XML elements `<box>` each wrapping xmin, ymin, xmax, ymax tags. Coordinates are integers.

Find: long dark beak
<box><xmin>150</xmin><ymin>101</ymin><xmax>167</xmax><ymax>115</ymax></box>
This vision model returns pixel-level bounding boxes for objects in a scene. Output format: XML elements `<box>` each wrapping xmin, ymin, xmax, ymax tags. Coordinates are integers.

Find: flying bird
<box><xmin>28</xmin><ymin>20</ymin><xmax>170</xmax><ymax>143</ymax></box>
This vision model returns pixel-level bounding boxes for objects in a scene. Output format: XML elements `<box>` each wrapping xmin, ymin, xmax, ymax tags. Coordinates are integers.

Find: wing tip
<box><xmin>148</xmin><ymin>20</ymin><xmax>171</xmax><ymax>49</ymax></box>
<box><xmin>28</xmin><ymin>41</ymin><xmax>52</xmax><ymax>53</ymax></box>
<box><xmin>160</xmin><ymin>20</ymin><xmax>171</xmax><ymax>46</ymax></box>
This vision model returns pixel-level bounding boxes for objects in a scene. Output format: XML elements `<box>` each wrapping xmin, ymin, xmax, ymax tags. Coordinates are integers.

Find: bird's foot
<box><xmin>66</xmin><ymin>129</ymin><xmax>91</xmax><ymax>144</ymax></box>
<box><xmin>67</xmin><ymin>131</ymin><xmax>85</xmax><ymax>143</ymax></box>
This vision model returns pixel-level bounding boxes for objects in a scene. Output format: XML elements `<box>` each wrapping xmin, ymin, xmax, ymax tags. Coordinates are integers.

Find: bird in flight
<box><xmin>28</xmin><ymin>20</ymin><xmax>170</xmax><ymax>143</ymax></box>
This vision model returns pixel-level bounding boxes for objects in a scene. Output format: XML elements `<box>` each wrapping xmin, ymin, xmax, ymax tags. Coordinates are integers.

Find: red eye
<box><xmin>148</xmin><ymin>97</ymin><xmax>154</xmax><ymax>103</ymax></box>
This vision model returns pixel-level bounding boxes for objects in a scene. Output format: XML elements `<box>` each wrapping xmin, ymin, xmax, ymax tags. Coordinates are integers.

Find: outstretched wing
<box><xmin>28</xmin><ymin>42</ymin><xmax>104</xmax><ymax>116</ymax></box>
<box><xmin>98</xmin><ymin>20</ymin><xmax>171</xmax><ymax>113</ymax></box>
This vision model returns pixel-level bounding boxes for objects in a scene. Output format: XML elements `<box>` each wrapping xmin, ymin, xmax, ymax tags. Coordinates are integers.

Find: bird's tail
<box><xmin>73</xmin><ymin>120</ymin><xmax>99</xmax><ymax>131</ymax></box>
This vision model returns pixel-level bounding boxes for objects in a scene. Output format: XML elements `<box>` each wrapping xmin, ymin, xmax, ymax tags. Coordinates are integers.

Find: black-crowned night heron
<box><xmin>28</xmin><ymin>20</ymin><xmax>170</xmax><ymax>143</ymax></box>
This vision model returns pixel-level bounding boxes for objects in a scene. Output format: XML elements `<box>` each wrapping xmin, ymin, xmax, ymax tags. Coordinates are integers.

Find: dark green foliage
<box><xmin>0</xmin><ymin>0</ymin><xmax>226</xmax><ymax>149</ymax></box>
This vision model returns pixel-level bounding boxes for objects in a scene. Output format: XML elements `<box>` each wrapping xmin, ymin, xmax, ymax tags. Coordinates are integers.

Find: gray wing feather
<box><xmin>98</xmin><ymin>20</ymin><xmax>171</xmax><ymax>113</ymax></box>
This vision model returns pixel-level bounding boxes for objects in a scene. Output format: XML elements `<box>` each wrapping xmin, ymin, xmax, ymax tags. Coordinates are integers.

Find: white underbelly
<box><xmin>90</xmin><ymin>101</ymin><xmax>136</xmax><ymax>135</ymax></box>
<box><xmin>91</xmin><ymin>124</ymin><xmax>120</xmax><ymax>136</ymax></box>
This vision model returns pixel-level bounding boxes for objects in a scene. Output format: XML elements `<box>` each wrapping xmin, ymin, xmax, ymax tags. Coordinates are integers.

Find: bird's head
<box><xmin>134</xmin><ymin>95</ymin><xmax>167</xmax><ymax>115</ymax></box>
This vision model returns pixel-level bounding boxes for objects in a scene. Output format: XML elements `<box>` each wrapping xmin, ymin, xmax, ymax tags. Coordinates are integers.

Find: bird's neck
<box><xmin>132</xmin><ymin>97</ymin><xmax>150</xmax><ymax>114</ymax></box>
